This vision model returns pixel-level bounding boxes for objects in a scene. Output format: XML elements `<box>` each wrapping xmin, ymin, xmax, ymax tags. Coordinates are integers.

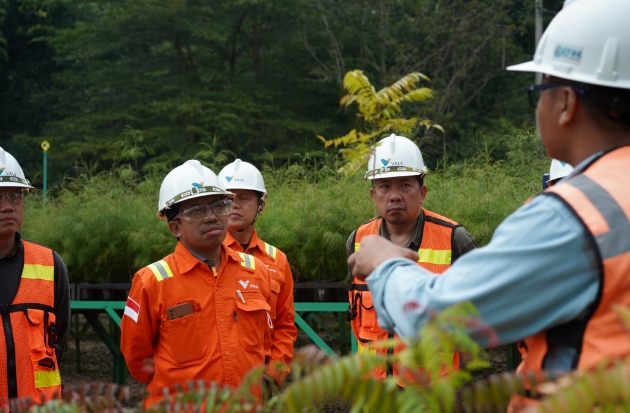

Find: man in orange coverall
<box><xmin>120</xmin><ymin>160</ymin><xmax>272</xmax><ymax>408</ymax></box>
<box><xmin>219</xmin><ymin>160</ymin><xmax>297</xmax><ymax>393</ymax></box>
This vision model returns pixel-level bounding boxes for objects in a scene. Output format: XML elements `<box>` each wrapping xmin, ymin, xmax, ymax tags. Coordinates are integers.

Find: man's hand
<box><xmin>347</xmin><ymin>235</ymin><xmax>419</xmax><ymax>281</ymax></box>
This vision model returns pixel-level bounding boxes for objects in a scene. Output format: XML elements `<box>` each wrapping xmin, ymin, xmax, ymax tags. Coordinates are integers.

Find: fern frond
<box><xmin>529</xmin><ymin>360</ymin><xmax>630</xmax><ymax>413</ymax></box>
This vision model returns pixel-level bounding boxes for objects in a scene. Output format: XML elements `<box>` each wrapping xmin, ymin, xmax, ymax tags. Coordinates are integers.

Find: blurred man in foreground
<box><xmin>349</xmin><ymin>1</ymin><xmax>630</xmax><ymax>410</ymax></box>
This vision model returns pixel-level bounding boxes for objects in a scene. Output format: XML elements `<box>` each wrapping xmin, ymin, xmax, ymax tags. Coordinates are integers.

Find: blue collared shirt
<box><xmin>366</xmin><ymin>163</ymin><xmax>601</xmax><ymax>370</ymax></box>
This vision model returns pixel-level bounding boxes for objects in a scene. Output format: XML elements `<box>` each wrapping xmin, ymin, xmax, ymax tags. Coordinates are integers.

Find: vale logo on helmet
<box><xmin>0</xmin><ymin>167</ymin><xmax>4</xmax><ymax>175</ymax></box>
<box><xmin>225</xmin><ymin>176</ymin><xmax>244</xmax><ymax>183</ymax></box>
<box><xmin>380</xmin><ymin>158</ymin><xmax>402</xmax><ymax>166</ymax></box>
<box><xmin>553</xmin><ymin>44</ymin><xmax>583</xmax><ymax>64</ymax></box>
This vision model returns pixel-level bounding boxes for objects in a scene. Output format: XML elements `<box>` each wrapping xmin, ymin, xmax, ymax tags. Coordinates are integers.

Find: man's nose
<box><xmin>388</xmin><ymin>188</ymin><xmax>402</xmax><ymax>201</ymax></box>
<box><xmin>203</xmin><ymin>211</ymin><xmax>219</xmax><ymax>223</ymax></box>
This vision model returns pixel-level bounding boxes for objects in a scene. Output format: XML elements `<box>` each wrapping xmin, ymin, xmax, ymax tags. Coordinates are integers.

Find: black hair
<box><xmin>164</xmin><ymin>203</ymin><xmax>180</xmax><ymax>222</ymax></box>
<box><xmin>549</xmin><ymin>76</ymin><xmax>630</xmax><ymax>131</ymax></box>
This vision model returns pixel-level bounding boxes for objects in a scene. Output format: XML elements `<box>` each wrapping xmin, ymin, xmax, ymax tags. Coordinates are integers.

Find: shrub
<box><xmin>21</xmin><ymin>129</ymin><xmax>548</xmax><ymax>282</ymax></box>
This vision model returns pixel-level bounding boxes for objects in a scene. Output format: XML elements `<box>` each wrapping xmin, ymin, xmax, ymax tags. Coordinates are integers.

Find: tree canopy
<box><xmin>1</xmin><ymin>0</ymin><xmax>565</xmax><ymax>186</ymax></box>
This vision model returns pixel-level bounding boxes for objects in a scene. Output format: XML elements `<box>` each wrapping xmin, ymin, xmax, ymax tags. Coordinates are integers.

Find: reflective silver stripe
<box><xmin>243</xmin><ymin>254</ymin><xmax>252</xmax><ymax>268</ymax></box>
<box><xmin>569</xmin><ymin>175</ymin><xmax>630</xmax><ymax>260</ymax></box>
<box><xmin>152</xmin><ymin>260</ymin><xmax>171</xmax><ymax>280</ymax></box>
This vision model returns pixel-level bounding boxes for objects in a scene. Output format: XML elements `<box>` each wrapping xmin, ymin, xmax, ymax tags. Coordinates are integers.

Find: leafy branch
<box><xmin>318</xmin><ymin>70</ymin><xmax>443</xmax><ymax>176</ymax></box>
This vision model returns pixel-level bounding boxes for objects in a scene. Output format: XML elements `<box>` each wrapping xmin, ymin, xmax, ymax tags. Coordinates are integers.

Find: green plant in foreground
<box><xmin>10</xmin><ymin>305</ymin><xmax>630</xmax><ymax>412</ymax></box>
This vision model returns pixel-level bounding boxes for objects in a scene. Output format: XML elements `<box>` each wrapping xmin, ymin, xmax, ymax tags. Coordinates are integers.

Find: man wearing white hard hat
<box><xmin>348</xmin><ymin>0</ymin><xmax>630</xmax><ymax>410</ymax></box>
<box><xmin>218</xmin><ymin>160</ymin><xmax>297</xmax><ymax>395</ymax></box>
<box><xmin>0</xmin><ymin>147</ymin><xmax>70</xmax><ymax>405</ymax></box>
<box><xmin>120</xmin><ymin>160</ymin><xmax>273</xmax><ymax>407</ymax></box>
<box><xmin>346</xmin><ymin>134</ymin><xmax>477</xmax><ymax>384</ymax></box>
<box><xmin>546</xmin><ymin>159</ymin><xmax>574</xmax><ymax>187</ymax></box>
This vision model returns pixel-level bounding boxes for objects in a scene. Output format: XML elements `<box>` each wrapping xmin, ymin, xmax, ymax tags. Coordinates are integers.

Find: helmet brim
<box><xmin>223</xmin><ymin>185</ymin><xmax>267</xmax><ymax>197</ymax></box>
<box><xmin>506</xmin><ymin>60</ymin><xmax>540</xmax><ymax>73</ymax></box>
<box><xmin>157</xmin><ymin>190</ymin><xmax>235</xmax><ymax>219</ymax></box>
<box><xmin>0</xmin><ymin>183</ymin><xmax>34</xmax><ymax>189</ymax></box>
<box><xmin>365</xmin><ymin>171</ymin><xmax>426</xmax><ymax>180</ymax></box>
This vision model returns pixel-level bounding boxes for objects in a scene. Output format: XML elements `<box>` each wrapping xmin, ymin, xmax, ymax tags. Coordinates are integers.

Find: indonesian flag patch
<box><xmin>124</xmin><ymin>297</ymin><xmax>140</xmax><ymax>323</ymax></box>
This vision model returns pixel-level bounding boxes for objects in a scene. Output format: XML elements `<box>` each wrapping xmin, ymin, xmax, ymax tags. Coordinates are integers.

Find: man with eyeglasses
<box><xmin>0</xmin><ymin>147</ymin><xmax>70</xmax><ymax>406</ymax></box>
<box><xmin>120</xmin><ymin>160</ymin><xmax>273</xmax><ymax>408</ymax></box>
<box><xmin>346</xmin><ymin>1</ymin><xmax>630</xmax><ymax>411</ymax></box>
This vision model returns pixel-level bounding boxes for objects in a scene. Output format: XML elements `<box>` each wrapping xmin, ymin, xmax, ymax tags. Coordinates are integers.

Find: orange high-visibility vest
<box><xmin>510</xmin><ymin>146</ymin><xmax>630</xmax><ymax>412</ymax></box>
<box><xmin>348</xmin><ymin>209</ymin><xmax>460</xmax><ymax>383</ymax></box>
<box><xmin>0</xmin><ymin>240</ymin><xmax>61</xmax><ymax>404</ymax></box>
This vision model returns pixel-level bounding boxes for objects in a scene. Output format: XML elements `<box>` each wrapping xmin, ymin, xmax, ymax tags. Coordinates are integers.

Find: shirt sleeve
<box><xmin>451</xmin><ymin>226</ymin><xmax>478</xmax><ymax>262</ymax></box>
<box><xmin>366</xmin><ymin>194</ymin><xmax>601</xmax><ymax>347</ymax></box>
<box><xmin>53</xmin><ymin>251</ymin><xmax>70</xmax><ymax>363</ymax></box>
<box><xmin>120</xmin><ymin>273</ymin><xmax>156</xmax><ymax>384</ymax></box>
<box><xmin>346</xmin><ymin>230</ymin><xmax>358</xmax><ymax>277</ymax></box>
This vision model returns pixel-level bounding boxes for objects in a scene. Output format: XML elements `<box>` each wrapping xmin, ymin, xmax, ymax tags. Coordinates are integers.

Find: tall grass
<box><xmin>21</xmin><ymin>129</ymin><xmax>548</xmax><ymax>282</ymax></box>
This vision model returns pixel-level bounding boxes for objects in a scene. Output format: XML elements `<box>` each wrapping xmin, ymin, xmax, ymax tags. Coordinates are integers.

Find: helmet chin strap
<box><xmin>235</xmin><ymin>200</ymin><xmax>264</xmax><ymax>233</ymax></box>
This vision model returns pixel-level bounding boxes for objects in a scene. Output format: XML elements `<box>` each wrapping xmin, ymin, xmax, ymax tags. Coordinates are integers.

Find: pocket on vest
<box><xmin>24</xmin><ymin>310</ymin><xmax>61</xmax><ymax>393</ymax></box>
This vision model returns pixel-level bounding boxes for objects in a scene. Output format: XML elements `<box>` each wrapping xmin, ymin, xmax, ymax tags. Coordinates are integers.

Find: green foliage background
<box><xmin>1</xmin><ymin>0</ymin><xmax>564</xmax><ymax>187</ymax></box>
<box><xmin>21</xmin><ymin>129</ymin><xmax>547</xmax><ymax>282</ymax></box>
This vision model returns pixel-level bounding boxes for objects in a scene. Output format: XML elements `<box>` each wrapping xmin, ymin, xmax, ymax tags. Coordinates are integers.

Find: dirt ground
<box><xmin>60</xmin><ymin>314</ymin><xmax>510</xmax><ymax>411</ymax></box>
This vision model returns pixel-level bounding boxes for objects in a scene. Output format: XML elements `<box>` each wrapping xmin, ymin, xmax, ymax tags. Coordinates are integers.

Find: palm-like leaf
<box><xmin>320</xmin><ymin>70</ymin><xmax>441</xmax><ymax>174</ymax></box>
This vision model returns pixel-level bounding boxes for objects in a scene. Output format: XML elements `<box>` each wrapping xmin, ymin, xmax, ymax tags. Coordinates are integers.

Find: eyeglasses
<box><xmin>0</xmin><ymin>191</ymin><xmax>25</xmax><ymax>206</ymax></box>
<box><xmin>525</xmin><ymin>83</ymin><xmax>587</xmax><ymax>109</ymax></box>
<box><xmin>176</xmin><ymin>199</ymin><xmax>233</xmax><ymax>221</ymax></box>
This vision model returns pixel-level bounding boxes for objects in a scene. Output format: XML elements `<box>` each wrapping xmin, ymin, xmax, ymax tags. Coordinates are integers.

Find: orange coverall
<box><xmin>120</xmin><ymin>242</ymin><xmax>272</xmax><ymax>407</ymax></box>
<box><xmin>224</xmin><ymin>230</ymin><xmax>297</xmax><ymax>385</ymax></box>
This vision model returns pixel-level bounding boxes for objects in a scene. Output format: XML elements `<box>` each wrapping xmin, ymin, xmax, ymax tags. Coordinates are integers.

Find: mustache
<box><xmin>202</xmin><ymin>224</ymin><xmax>224</xmax><ymax>233</ymax></box>
<box><xmin>387</xmin><ymin>203</ymin><xmax>407</xmax><ymax>212</ymax></box>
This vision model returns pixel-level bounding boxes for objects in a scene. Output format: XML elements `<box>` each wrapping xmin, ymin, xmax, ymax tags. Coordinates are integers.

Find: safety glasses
<box><xmin>525</xmin><ymin>83</ymin><xmax>587</xmax><ymax>109</ymax></box>
<box><xmin>0</xmin><ymin>190</ymin><xmax>25</xmax><ymax>206</ymax></box>
<box><xmin>176</xmin><ymin>199</ymin><xmax>233</xmax><ymax>221</ymax></box>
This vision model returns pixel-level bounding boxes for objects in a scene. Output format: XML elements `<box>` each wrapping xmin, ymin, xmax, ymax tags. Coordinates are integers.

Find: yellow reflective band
<box><xmin>354</xmin><ymin>243</ymin><xmax>361</xmax><ymax>252</ymax></box>
<box><xmin>238</xmin><ymin>252</ymin><xmax>256</xmax><ymax>270</ymax></box>
<box><xmin>22</xmin><ymin>264</ymin><xmax>54</xmax><ymax>281</ymax></box>
<box><xmin>34</xmin><ymin>370</ymin><xmax>61</xmax><ymax>388</ymax></box>
<box><xmin>417</xmin><ymin>249</ymin><xmax>451</xmax><ymax>265</ymax></box>
<box><xmin>264</xmin><ymin>243</ymin><xmax>277</xmax><ymax>260</ymax></box>
<box><xmin>148</xmin><ymin>260</ymin><xmax>174</xmax><ymax>282</ymax></box>
<box><xmin>357</xmin><ymin>343</ymin><xmax>377</xmax><ymax>355</ymax></box>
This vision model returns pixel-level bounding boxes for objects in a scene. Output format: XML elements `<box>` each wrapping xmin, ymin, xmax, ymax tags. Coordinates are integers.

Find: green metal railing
<box><xmin>71</xmin><ymin>300</ymin><xmax>519</xmax><ymax>385</ymax></box>
<box><xmin>70</xmin><ymin>301</ymin><xmax>355</xmax><ymax>385</ymax></box>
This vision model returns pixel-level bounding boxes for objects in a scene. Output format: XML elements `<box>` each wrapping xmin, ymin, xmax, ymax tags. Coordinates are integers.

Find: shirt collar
<box><xmin>175</xmin><ymin>240</ymin><xmax>246</xmax><ymax>274</ymax></box>
<box><xmin>379</xmin><ymin>211</ymin><xmax>424</xmax><ymax>249</ymax></box>
<box><xmin>0</xmin><ymin>232</ymin><xmax>22</xmax><ymax>260</ymax></box>
<box><xmin>224</xmin><ymin>229</ymin><xmax>265</xmax><ymax>254</ymax></box>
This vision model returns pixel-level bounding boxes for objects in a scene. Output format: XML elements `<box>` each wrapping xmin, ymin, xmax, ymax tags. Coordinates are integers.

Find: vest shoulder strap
<box><xmin>423</xmin><ymin>209</ymin><xmax>459</xmax><ymax>229</ymax></box>
<box><xmin>262</xmin><ymin>242</ymin><xmax>277</xmax><ymax>261</ymax></box>
<box><xmin>146</xmin><ymin>259</ymin><xmax>175</xmax><ymax>282</ymax></box>
<box><xmin>237</xmin><ymin>252</ymin><xmax>256</xmax><ymax>272</ymax></box>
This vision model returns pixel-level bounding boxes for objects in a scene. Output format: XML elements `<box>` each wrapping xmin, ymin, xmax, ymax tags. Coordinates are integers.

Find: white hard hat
<box><xmin>0</xmin><ymin>147</ymin><xmax>33</xmax><ymax>189</ymax></box>
<box><xmin>507</xmin><ymin>0</ymin><xmax>630</xmax><ymax>90</ymax></box>
<box><xmin>218</xmin><ymin>159</ymin><xmax>267</xmax><ymax>198</ymax></box>
<box><xmin>364</xmin><ymin>134</ymin><xmax>427</xmax><ymax>180</ymax></box>
<box><xmin>549</xmin><ymin>159</ymin><xmax>574</xmax><ymax>181</ymax></box>
<box><xmin>157</xmin><ymin>160</ymin><xmax>233</xmax><ymax>218</ymax></box>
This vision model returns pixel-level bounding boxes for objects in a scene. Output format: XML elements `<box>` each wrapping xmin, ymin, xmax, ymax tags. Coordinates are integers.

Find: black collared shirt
<box><xmin>0</xmin><ymin>233</ymin><xmax>70</xmax><ymax>362</ymax></box>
